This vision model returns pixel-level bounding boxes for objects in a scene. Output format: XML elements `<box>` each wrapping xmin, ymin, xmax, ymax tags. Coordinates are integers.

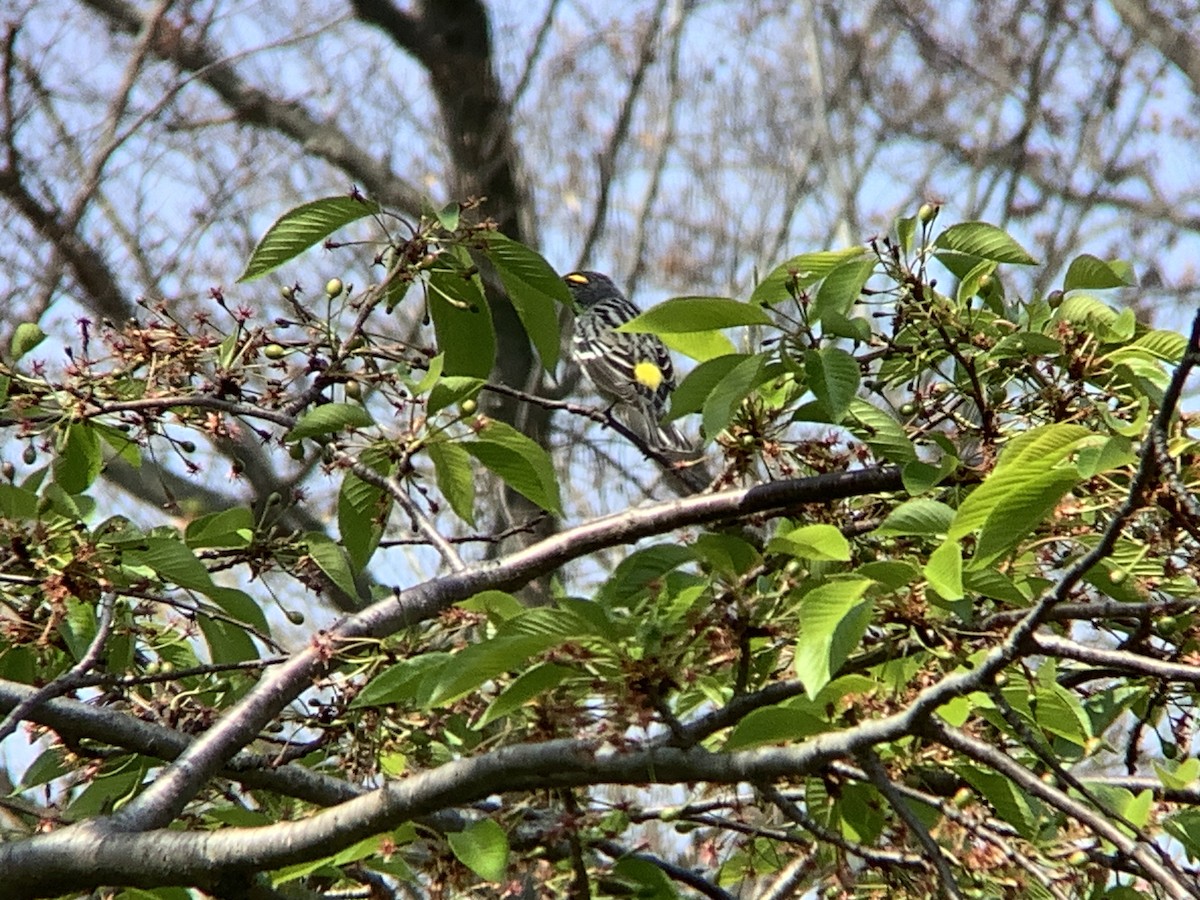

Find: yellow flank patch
<box><xmin>634</xmin><ymin>360</ymin><xmax>663</xmax><ymax>391</ymax></box>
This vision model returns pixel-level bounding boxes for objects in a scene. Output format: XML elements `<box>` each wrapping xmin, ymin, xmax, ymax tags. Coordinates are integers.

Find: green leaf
<box><xmin>1165</xmin><ymin>810</ymin><xmax>1200</xmax><ymax>862</ymax></box>
<box><xmin>692</xmin><ymin>532</ymin><xmax>761</xmax><ymax>578</ymax></box>
<box><xmin>198</xmin><ymin>613</ymin><xmax>259</xmax><ymax>663</ymax></box>
<box><xmin>924</xmin><ymin>539</ymin><xmax>963</xmax><ymax>601</ymax></box>
<box><xmin>16</xmin><ymin>747</ymin><xmax>70</xmax><ymax>792</ymax></box>
<box><xmin>989</xmin><ymin>331</ymin><xmax>1062</xmax><ymax>360</ymax></box>
<box><xmin>956</xmin><ymin>259</ymin><xmax>997</xmax><ymax>306</ymax></box>
<box><xmin>460</xmin><ymin>590</ymin><xmax>525</xmax><ymax>621</ymax></box>
<box><xmin>875</xmin><ymin>498</ymin><xmax>955</xmax><ymax>536</ymax></box>
<box><xmin>972</xmin><ymin>468</ymin><xmax>1081</xmax><ymax>570</ymax></box>
<box><xmin>352</xmin><ymin>654</ymin><xmax>451</xmax><ymax>708</ymax></box>
<box><xmin>702</xmin><ymin>353</ymin><xmax>768</xmax><ymax>440</ymax></box>
<box><xmin>435</xmin><ymin>200</ymin><xmax>461</xmax><ymax>231</ymax></box>
<box><xmin>66</xmin><ymin>759</ymin><xmax>147</xmax><ymax>818</ymax></box>
<box><xmin>1054</xmin><ymin>294</ymin><xmax>1118</xmax><ymax>330</ymax></box>
<box><xmin>481</xmin><ymin>232</ymin><xmax>569</xmax><ymax>371</ymax></box>
<box><xmin>894</xmin><ymin>214</ymin><xmax>917</xmax><ymax>255</ymax></box>
<box><xmin>409</xmin><ymin>353</ymin><xmax>445</xmax><ymax>396</ymax></box>
<box><xmin>476</xmin><ymin>662</ymin><xmax>573</xmax><ymax>728</ymax></box>
<box><xmin>303</xmin><ymin>532</ymin><xmax>360</xmax><ymax>601</ymax></box>
<box><xmin>238</xmin><ymin>195</ymin><xmax>381</xmax><ymax>281</ymax></box>
<box><xmin>1034</xmin><ymin>681</ymin><xmax>1091</xmax><ymax>746</ymax></box>
<box><xmin>465</xmin><ymin>420</ymin><xmax>561</xmax><ymax>515</ymax></box>
<box><xmin>597</xmin><ymin>545</ymin><xmax>695</xmax><ymax>608</ymax></box>
<box><xmin>0</xmin><ymin>483</ymin><xmax>38</xmax><ymax>519</ymax></box>
<box><xmin>900</xmin><ymin>457</ymin><xmax>956</xmax><ymax>494</ymax></box>
<box><xmin>951</xmin><ymin>425</ymin><xmax>1096</xmax><ymax>556</ymax></box>
<box><xmin>92</xmin><ymin>421</ymin><xmax>141</xmax><ymax>467</ymax></box>
<box><xmin>10</xmin><ymin>323</ymin><xmax>46</xmax><ymax>362</ymax></box>
<box><xmin>724</xmin><ymin>701</ymin><xmax>827</xmax><ymax>749</ymax></box>
<box><xmin>286</xmin><ymin>403</ymin><xmax>375</xmax><ymax>442</ymax></box>
<box><xmin>857</xmin><ymin>560</ymin><xmax>921</xmax><ymax>591</ymax></box>
<box><xmin>217</xmin><ymin>331</ymin><xmax>239</xmax><ymax>370</ymax></box>
<box><xmin>1074</xmin><ymin>435</ymin><xmax>1135</xmax><ymax>479</ymax></box>
<box><xmin>813</xmin><ymin>257</ymin><xmax>876</xmax><ymax>321</ymax></box>
<box><xmin>447</xmin><ymin>819</ymin><xmax>509</xmax><ymax>883</ymax></box>
<box><xmin>611</xmin><ymin>857</ymin><xmax>679</xmax><ymax>899</ymax></box>
<box><xmin>426</xmin><ymin>633</ymin><xmax>563</xmax><ymax>706</ymax></box>
<box><xmin>1063</xmin><ymin>254</ymin><xmax>1136</xmax><ymax>292</ymax></box>
<box><xmin>845</xmin><ymin>398</ymin><xmax>917</xmax><ymax>464</ymax></box>
<box><xmin>59</xmin><ymin>598</ymin><xmax>97</xmax><ymax>661</ymax></box>
<box><xmin>427</xmin><ymin>376</ymin><xmax>484</xmax><ymax>417</ymax></box>
<box><xmin>1131</xmin><ymin>329</ymin><xmax>1187</xmax><ymax>362</ymax></box>
<box><xmin>958</xmin><ymin>765</ymin><xmax>1037</xmax><ymax>838</ymax></box>
<box><xmin>206</xmin><ymin>587</ymin><xmax>270</xmax><ymax>634</ymax></box>
<box><xmin>804</xmin><ymin>346</ymin><xmax>859</xmax><ymax>422</ymax></box>
<box><xmin>339</xmin><ymin>463</ymin><xmax>392</xmax><ymax>573</ymax></box>
<box><xmin>618</xmin><ymin>296</ymin><xmax>773</xmax><ymax>333</ymax></box>
<box><xmin>794</xmin><ymin>578</ymin><xmax>874</xmax><ymax>698</ymax></box>
<box><xmin>426</xmin><ymin>249</ymin><xmax>495</xmax><ymax>379</ymax></box>
<box><xmin>937</xmin><ymin>695</ymin><xmax>973</xmax><ymax>727</ymax></box>
<box><xmin>658</xmin><ymin>329</ymin><xmax>737</xmax><ymax>362</ymax></box>
<box><xmin>669</xmin><ymin>354</ymin><xmax>751</xmax><ymax>418</ymax></box>
<box><xmin>1156</xmin><ymin>758</ymin><xmax>1200</xmax><ymax>791</ymax></box>
<box><xmin>750</xmin><ymin>248</ymin><xmax>871</xmax><ymax>306</ymax></box>
<box><xmin>127</xmin><ymin>537</ymin><xmax>215</xmax><ymax>592</ymax></box>
<box><xmin>54</xmin><ymin>424</ymin><xmax>103</xmax><ymax>494</ymax></box>
<box><xmin>820</xmin><ymin>312</ymin><xmax>872</xmax><ymax>343</ymax></box>
<box><xmin>933</xmin><ymin>222</ymin><xmax>1037</xmax><ymax>265</ymax></box>
<box><xmin>768</xmin><ymin>523</ymin><xmax>850</xmax><ymax>561</ymax></box>
<box><xmin>185</xmin><ymin>507</ymin><xmax>255</xmax><ymax>550</ymax></box>
<box><xmin>427</xmin><ymin>441</ymin><xmax>476</xmax><ymax>525</ymax></box>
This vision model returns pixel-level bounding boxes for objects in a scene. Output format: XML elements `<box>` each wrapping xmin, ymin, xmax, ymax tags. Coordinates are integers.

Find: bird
<box><xmin>565</xmin><ymin>271</ymin><xmax>695</xmax><ymax>458</ymax></box>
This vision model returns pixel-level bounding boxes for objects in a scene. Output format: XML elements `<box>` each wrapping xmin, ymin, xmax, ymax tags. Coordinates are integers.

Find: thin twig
<box><xmin>0</xmin><ymin>594</ymin><xmax>117</xmax><ymax>744</ymax></box>
<box><xmin>592</xmin><ymin>838</ymin><xmax>735</xmax><ymax>900</ymax></box>
<box><xmin>759</xmin><ymin>782</ymin><xmax>926</xmax><ymax>870</ymax></box>
<box><xmin>858</xmin><ymin>749</ymin><xmax>964</xmax><ymax>899</ymax></box>
<box><xmin>334</xmin><ymin>448</ymin><xmax>466</xmax><ymax>573</ymax></box>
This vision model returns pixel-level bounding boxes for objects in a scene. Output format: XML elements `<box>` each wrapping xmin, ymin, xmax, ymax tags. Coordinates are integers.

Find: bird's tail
<box><xmin>616</xmin><ymin>404</ymin><xmax>699</xmax><ymax>460</ymax></box>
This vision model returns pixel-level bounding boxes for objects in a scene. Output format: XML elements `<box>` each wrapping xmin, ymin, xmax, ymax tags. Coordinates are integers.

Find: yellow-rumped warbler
<box><xmin>565</xmin><ymin>271</ymin><xmax>694</xmax><ymax>457</ymax></box>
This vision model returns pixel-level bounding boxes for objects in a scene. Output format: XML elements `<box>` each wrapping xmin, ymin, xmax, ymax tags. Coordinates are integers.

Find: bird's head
<box><xmin>564</xmin><ymin>271</ymin><xmax>622</xmax><ymax>310</ymax></box>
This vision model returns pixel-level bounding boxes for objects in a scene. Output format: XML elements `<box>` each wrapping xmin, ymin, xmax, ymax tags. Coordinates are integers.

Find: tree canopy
<box><xmin>2</xmin><ymin>199</ymin><xmax>1199</xmax><ymax>898</ymax></box>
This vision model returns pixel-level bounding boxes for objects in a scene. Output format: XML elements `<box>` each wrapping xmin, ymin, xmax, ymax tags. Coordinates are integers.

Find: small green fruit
<box><xmin>264</xmin><ymin>343</ymin><xmax>287</xmax><ymax>360</ymax></box>
<box><xmin>460</xmin><ymin>398</ymin><xmax>477</xmax><ymax>415</ymax></box>
<box><xmin>22</xmin><ymin>444</ymin><xmax>36</xmax><ymax>465</ymax></box>
<box><xmin>325</xmin><ymin>278</ymin><xmax>344</xmax><ymax>297</ymax></box>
